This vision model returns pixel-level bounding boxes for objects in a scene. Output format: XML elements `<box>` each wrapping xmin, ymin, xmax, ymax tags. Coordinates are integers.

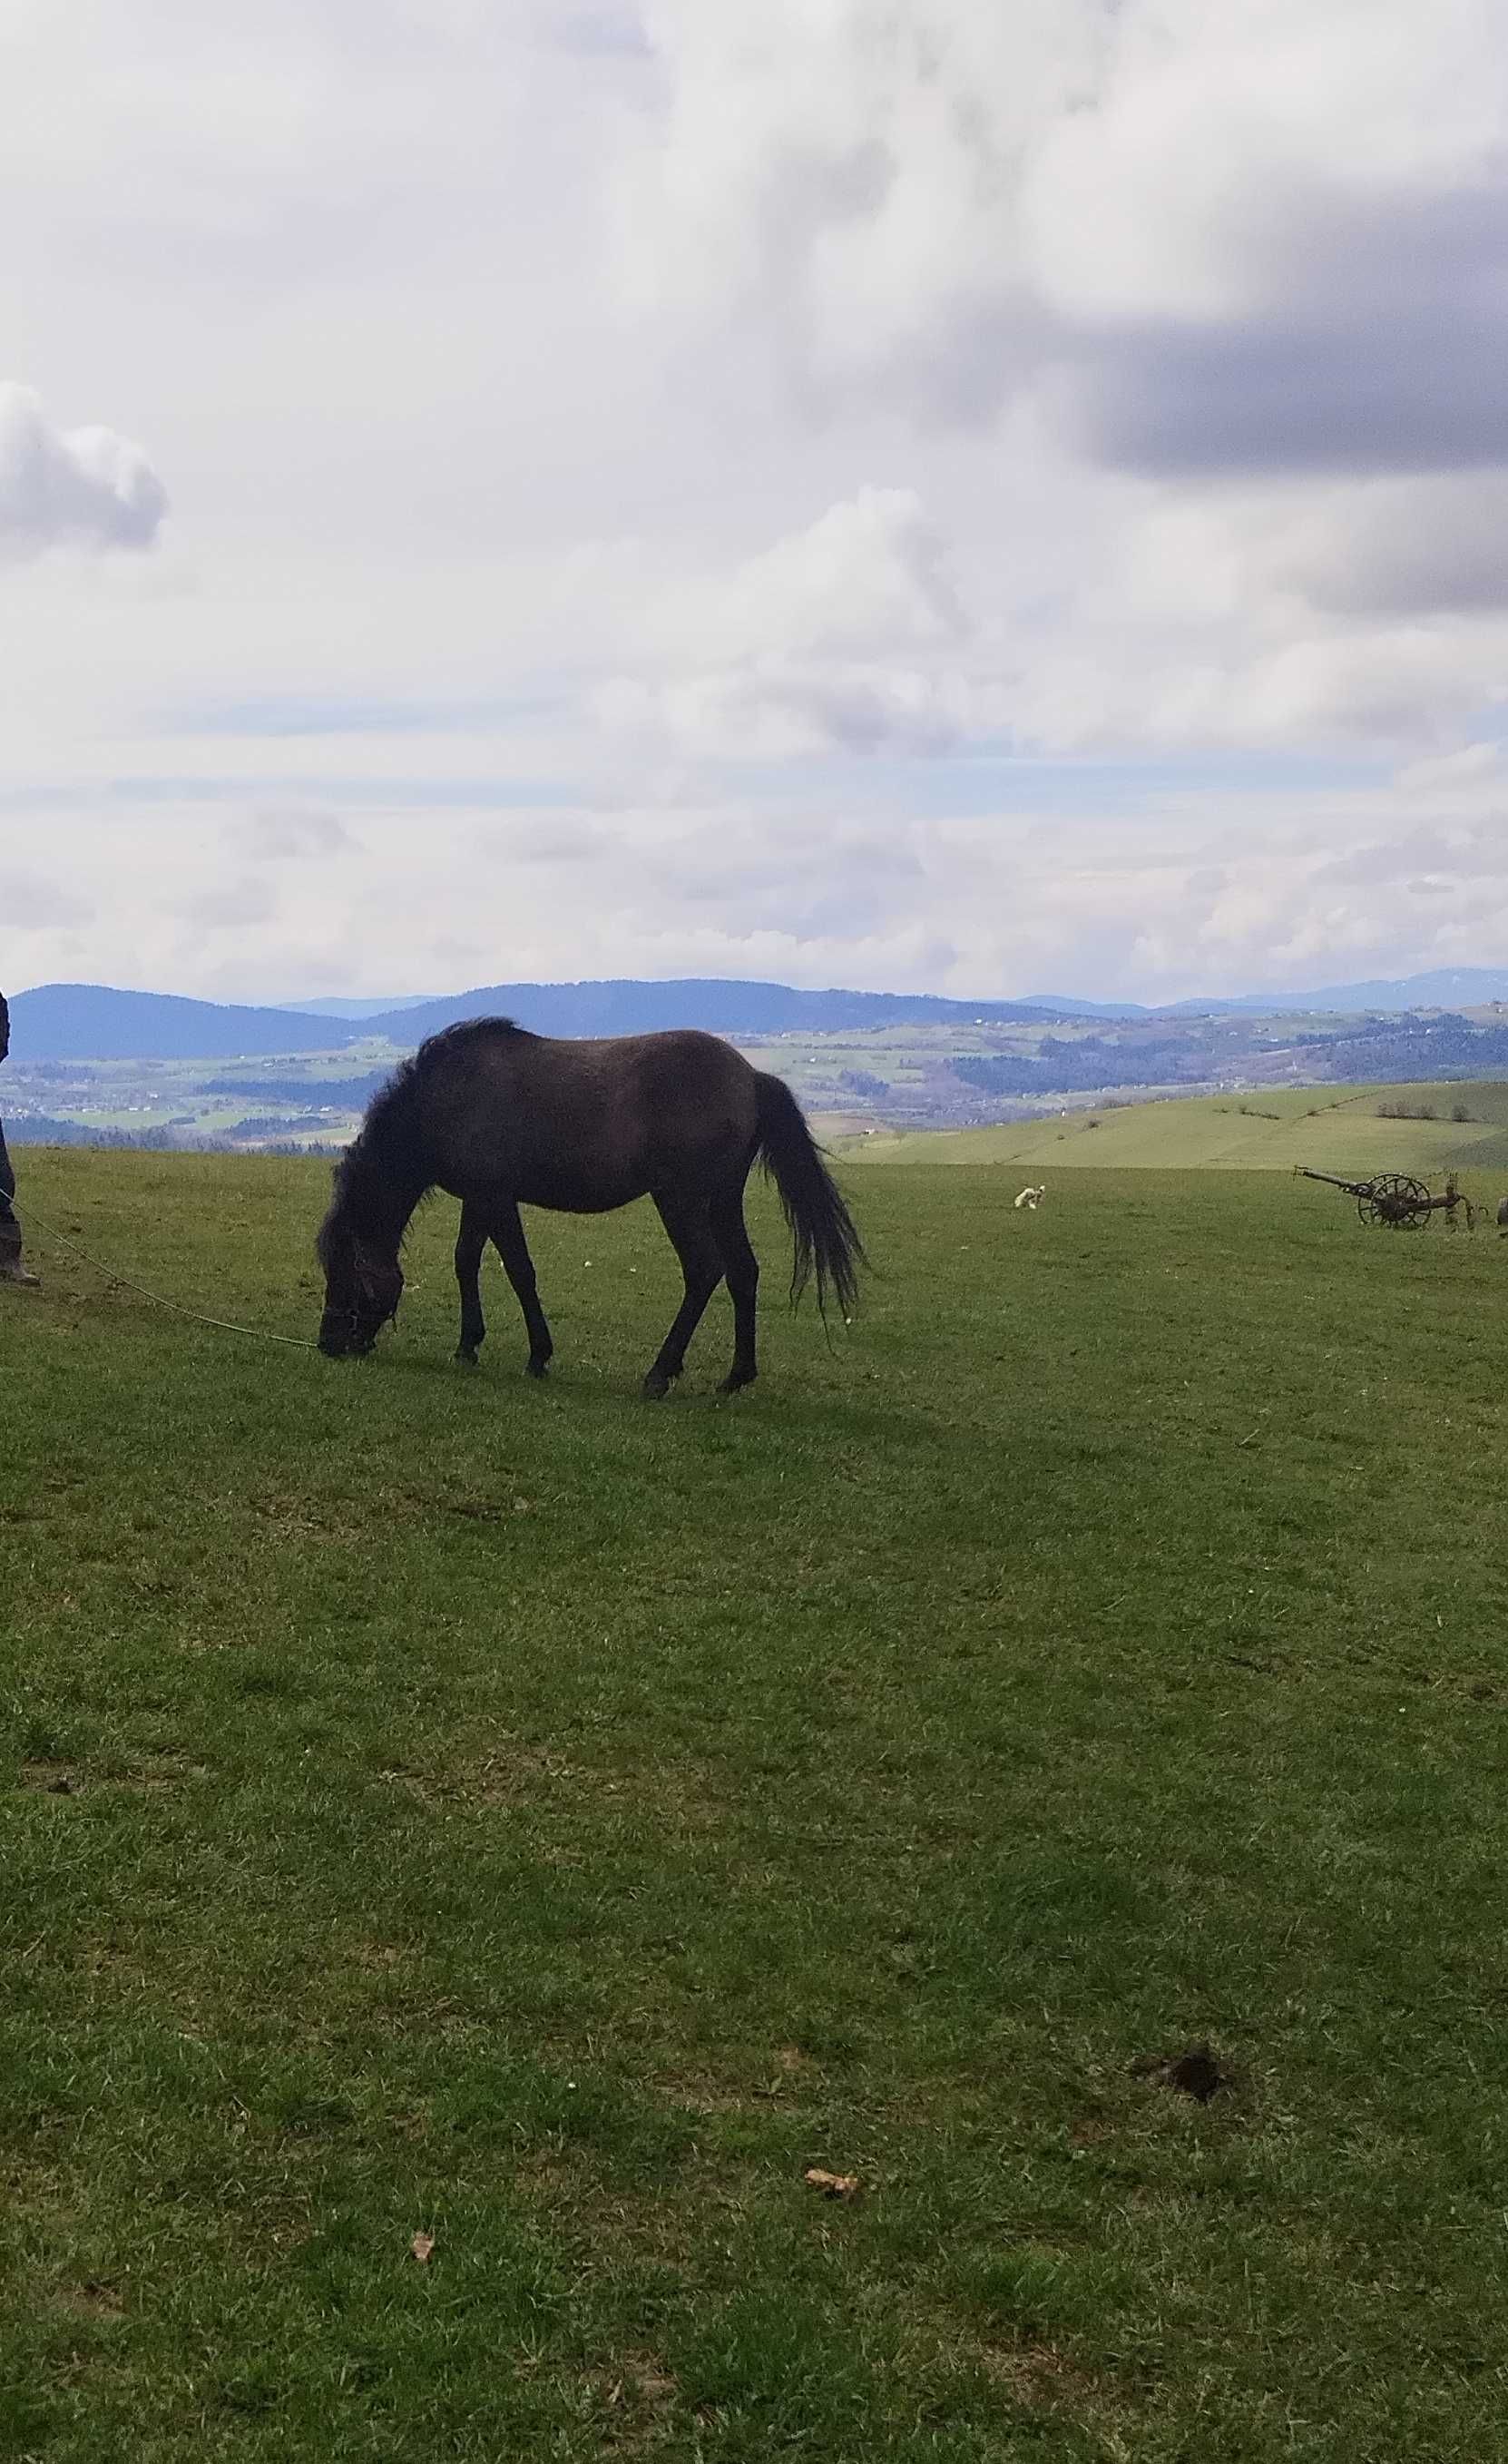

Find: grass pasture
<box><xmin>5</xmin><ymin>1143</ymin><xmax>1508</xmax><ymax>2459</ymax></box>
<box><xmin>843</xmin><ymin>1076</ymin><xmax>1508</xmax><ymax>1176</ymax></box>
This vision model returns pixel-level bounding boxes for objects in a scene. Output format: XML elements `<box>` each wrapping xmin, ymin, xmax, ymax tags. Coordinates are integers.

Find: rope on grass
<box><xmin>16</xmin><ymin>1200</ymin><xmax>318</xmax><ymax>1352</ymax></box>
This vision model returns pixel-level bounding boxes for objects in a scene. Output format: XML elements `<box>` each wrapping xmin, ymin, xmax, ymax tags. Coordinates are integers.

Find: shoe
<box><xmin>0</xmin><ymin>1261</ymin><xmax>40</xmax><ymax>1287</ymax></box>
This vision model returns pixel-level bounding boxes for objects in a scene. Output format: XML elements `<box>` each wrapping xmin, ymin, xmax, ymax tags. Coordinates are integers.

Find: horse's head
<box><xmin>316</xmin><ymin>1222</ymin><xmax>404</xmax><ymax>1357</ymax></box>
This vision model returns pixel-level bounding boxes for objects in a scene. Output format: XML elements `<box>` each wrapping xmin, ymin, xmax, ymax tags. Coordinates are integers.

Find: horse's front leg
<box><xmin>454</xmin><ymin>1204</ymin><xmax>488</xmax><ymax>1365</ymax></box>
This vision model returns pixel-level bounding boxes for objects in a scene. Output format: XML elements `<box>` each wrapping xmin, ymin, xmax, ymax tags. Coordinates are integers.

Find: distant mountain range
<box><xmin>1029</xmin><ymin>967</ymin><xmax>1508</xmax><ymax>1016</ymax></box>
<box><xmin>8</xmin><ymin>984</ymin><xmax>365</xmax><ymax>1061</ymax></box>
<box><xmin>8</xmin><ymin>978</ymin><xmax>1076</xmax><ymax>1059</ymax></box>
<box><xmin>1165</xmin><ymin>967</ymin><xmax>1508</xmax><ymax>1015</ymax></box>
<box><xmin>7</xmin><ymin>968</ymin><xmax>1508</xmax><ymax>1060</ymax></box>
<box><xmin>273</xmin><ymin>995</ymin><xmax>440</xmax><ymax>1018</ymax></box>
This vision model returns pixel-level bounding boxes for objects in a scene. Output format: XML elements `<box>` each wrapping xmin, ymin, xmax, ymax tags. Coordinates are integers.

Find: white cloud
<box><xmin>0</xmin><ymin>386</ymin><xmax>168</xmax><ymax>559</ymax></box>
<box><xmin>10</xmin><ymin>770</ymin><xmax>1508</xmax><ymax>1010</ymax></box>
<box><xmin>624</xmin><ymin>0</ymin><xmax>1508</xmax><ymax>474</ymax></box>
<box><xmin>596</xmin><ymin>486</ymin><xmax>976</xmax><ymax>758</ymax></box>
<box><xmin>2</xmin><ymin>4</ymin><xmax>1508</xmax><ymax>1006</ymax></box>
<box><xmin>706</xmin><ymin>486</ymin><xmax>965</xmax><ymax>662</ymax></box>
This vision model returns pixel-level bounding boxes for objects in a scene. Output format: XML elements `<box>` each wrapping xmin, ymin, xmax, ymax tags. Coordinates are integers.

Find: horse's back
<box><xmin>428</xmin><ymin>1026</ymin><xmax>758</xmax><ymax>1212</ymax></box>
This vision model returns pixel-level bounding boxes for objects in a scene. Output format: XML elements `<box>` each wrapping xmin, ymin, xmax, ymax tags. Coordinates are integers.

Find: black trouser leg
<box><xmin>0</xmin><ymin>1119</ymin><xmax>22</xmax><ymax>1266</ymax></box>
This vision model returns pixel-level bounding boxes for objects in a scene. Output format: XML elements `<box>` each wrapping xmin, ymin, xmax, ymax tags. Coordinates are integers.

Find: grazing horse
<box><xmin>315</xmin><ymin>1018</ymin><xmax>865</xmax><ymax>1397</ymax></box>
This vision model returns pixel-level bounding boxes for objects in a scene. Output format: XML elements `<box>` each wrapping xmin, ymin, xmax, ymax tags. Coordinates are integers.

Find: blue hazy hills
<box><xmin>9</xmin><ymin>969</ymin><xmax>1508</xmax><ymax>1060</ymax></box>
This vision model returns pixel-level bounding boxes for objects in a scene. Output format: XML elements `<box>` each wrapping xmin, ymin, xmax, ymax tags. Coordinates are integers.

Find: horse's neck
<box><xmin>345</xmin><ymin>1157</ymin><xmax>426</xmax><ymax>1252</ymax></box>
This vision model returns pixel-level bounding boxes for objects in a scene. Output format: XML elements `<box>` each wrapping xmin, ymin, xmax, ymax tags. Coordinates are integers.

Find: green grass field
<box><xmin>5</xmin><ymin>1141</ymin><xmax>1508</xmax><ymax>2460</ymax></box>
<box><xmin>842</xmin><ymin>1077</ymin><xmax>1508</xmax><ymax>1177</ymax></box>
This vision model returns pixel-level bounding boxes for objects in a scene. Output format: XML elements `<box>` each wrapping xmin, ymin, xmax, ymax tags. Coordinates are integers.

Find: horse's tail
<box><xmin>753</xmin><ymin>1072</ymin><xmax>867</xmax><ymax>1318</ymax></box>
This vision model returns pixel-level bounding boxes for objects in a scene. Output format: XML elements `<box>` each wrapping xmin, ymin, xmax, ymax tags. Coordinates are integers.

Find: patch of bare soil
<box><xmin>20</xmin><ymin>1760</ymin><xmax>78</xmax><ymax>1793</ymax></box>
<box><xmin>56</xmin><ymin>2280</ymin><xmax>124</xmax><ymax>2321</ymax></box>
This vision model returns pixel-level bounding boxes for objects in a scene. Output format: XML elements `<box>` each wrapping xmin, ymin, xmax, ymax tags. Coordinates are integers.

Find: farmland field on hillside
<box><xmin>5</xmin><ymin>1148</ymin><xmax>1508</xmax><ymax>2460</ymax></box>
<box><xmin>844</xmin><ymin>1078</ymin><xmax>1508</xmax><ymax>1177</ymax></box>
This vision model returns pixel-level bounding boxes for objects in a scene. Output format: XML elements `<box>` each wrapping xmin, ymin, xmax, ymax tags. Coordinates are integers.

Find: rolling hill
<box><xmin>8</xmin><ymin>984</ymin><xmax>365</xmax><ymax>1061</ymax></box>
<box><xmin>843</xmin><ymin>1080</ymin><xmax>1508</xmax><ymax>1179</ymax></box>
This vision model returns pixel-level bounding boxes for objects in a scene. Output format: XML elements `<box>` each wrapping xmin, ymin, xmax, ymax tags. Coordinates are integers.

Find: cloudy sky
<box><xmin>4</xmin><ymin>0</ymin><xmax>1508</xmax><ymax>1006</ymax></box>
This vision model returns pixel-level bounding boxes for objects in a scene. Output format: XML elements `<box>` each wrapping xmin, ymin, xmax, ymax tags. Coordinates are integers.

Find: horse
<box><xmin>315</xmin><ymin>1018</ymin><xmax>866</xmax><ymax>1398</ymax></box>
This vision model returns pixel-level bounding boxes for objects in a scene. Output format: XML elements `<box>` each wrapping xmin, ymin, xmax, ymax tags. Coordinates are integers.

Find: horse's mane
<box><xmin>317</xmin><ymin>1016</ymin><xmax>533</xmax><ymax>1264</ymax></box>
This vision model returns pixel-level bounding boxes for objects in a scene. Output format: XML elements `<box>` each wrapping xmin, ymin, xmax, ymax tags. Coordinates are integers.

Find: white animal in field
<box><xmin>1013</xmin><ymin>1183</ymin><xmax>1045</xmax><ymax>1211</ymax></box>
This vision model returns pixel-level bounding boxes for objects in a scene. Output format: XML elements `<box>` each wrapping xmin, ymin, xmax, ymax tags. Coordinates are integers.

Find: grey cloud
<box><xmin>244</xmin><ymin>811</ymin><xmax>354</xmax><ymax>860</ymax></box>
<box><xmin>488</xmin><ymin>816</ymin><xmax>608</xmax><ymax>865</ymax></box>
<box><xmin>0</xmin><ymin>869</ymin><xmax>94</xmax><ymax>928</ymax></box>
<box><xmin>181</xmin><ymin>879</ymin><xmax>279</xmax><ymax>929</ymax></box>
<box><xmin>1065</xmin><ymin>175</ymin><xmax>1508</xmax><ymax>479</ymax></box>
<box><xmin>1316</xmin><ymin>823</ymin><xmax>1508</xmax><ymax>888</ymax></box>
<box><xmin>626</xmin><ymin>9</ymin><xmax>1508</xmax><ymax>484</ymax></box>
<box><xmin>549</xmin><ymin>5</ymin><xmax>651</xmax><ymax>57</ymax></box>
<box><xmin>761</xmin><ymin>668</ymin><xmax>964</xmax><ymax>756</ymax></box>
<box><xmin>1067</xmin><ymin>312</ymin><xmax>1508</xmax><ymax>481</ymax></box>
<box><xmin>1277</xmin><ymin>476</ymin><xmax>1508</xmax><ymax>619</ymax></box>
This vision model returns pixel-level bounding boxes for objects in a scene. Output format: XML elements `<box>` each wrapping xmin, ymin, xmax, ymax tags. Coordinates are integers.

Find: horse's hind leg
<box><xmin>489</xmin><ymin>1198</ymin><xmax>553</xmax><ymax>1379</ymax></box>
<box><xmin>710</xmin><ymin>1183</ymin><xmax>759</xmax><ymax>1394</ymax></box>
<box><xmin>454</xmin><ymin>1205</ymin><xmax>488</xmax><ymax>1365</ymax></box>
<box><xmin>643</xmin><ymin>1193</ymin><xmax>724</xmax><ymax>1399</ymax></box>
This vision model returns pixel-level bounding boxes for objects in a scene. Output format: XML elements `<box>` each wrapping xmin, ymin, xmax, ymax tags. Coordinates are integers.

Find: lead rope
<box><xmin>12</xmin><ymin>1199</ymin><xmax>318</xmax><ymax>1352</ymax></box>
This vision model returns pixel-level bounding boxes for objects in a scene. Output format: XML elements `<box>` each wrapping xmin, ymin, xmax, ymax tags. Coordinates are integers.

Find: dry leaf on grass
<box><xmin>410</xmin><ymin>2231</ymin><xmax>435</xmax><ymax>2263</ymax></box>
<box><xmin>804</xmin><ymin>2167</ymin><xmax>860</xmax><ymax>2199</ymax></box>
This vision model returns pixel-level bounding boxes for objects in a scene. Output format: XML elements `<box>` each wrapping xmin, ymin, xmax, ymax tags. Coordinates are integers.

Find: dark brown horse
<box><xmin>315</xmin><ymin>1019</ymin><xmax>865</xmax><ymax>1396</ymax></box>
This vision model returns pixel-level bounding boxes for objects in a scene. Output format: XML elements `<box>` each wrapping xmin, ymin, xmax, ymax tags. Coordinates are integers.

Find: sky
<box><xmin>3</xmin><ymin>0</ymin><xmax>1508</xmax><ymax>1007</ymax></box>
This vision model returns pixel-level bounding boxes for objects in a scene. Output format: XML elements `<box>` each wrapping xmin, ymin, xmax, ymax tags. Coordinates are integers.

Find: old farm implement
<box><xmin>1294</xmin><ymin>1166</ymin><xmax>1475</xmax><ymax>1231</ymax></box>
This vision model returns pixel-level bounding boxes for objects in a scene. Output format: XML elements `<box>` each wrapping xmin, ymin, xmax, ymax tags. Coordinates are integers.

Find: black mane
<box><xmin>317</xmin><ymin>1017</ymin><xmax>532</xmax><ymax>1267</ymax></box>
<box><xmin>366</xmin><ymin>1016</ymin><xmax>530</xmax><ymax>1139</ymax></box>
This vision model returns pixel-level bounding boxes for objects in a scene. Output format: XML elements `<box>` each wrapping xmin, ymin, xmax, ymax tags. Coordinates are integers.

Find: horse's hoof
<box><xmin>455</xmin><ymin>1349</ymin><xmax>479</xmax><ymax>1369</ymax></box>
<box><xmin>525</xmin><ymin>1357</ymin><xmax>550</xmax><ymax>1379</ymax></box>
<box><xmin>641</xmin><ymin>1369</ymin><xmax>672</xmax><ymax>1400</ymax></box>
<box><xmin>718</xmin><ymin>1369</ymin><xmax>757</xmax><ymax>1396</ymax></box>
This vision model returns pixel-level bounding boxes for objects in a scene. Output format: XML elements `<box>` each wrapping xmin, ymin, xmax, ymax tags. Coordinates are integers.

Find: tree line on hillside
<box><xmin>201</xmin><ymin>1075</ymin><xmax>388</xmax><ymax>1104</ymax></box>
<box><xmin>1293</xmin><ymin>1014</ymin><xmax>1508</xmax><ymax>1078</ymax></box>
<box><xmin>5</xmin><ymin>1114</ymin><xmax>342</xmax><ymax>1156</ymax></box>
<box><xmin>7</xmin><ymin>1116</ymin><xmax>182</xmax><ymax>1149</ymax></box>
<box><xmin>952</xmin><ymin>1037</ymin><xmax>1207</xmax><ymax>1097</ymax></box>
<box><xmin>952</xmin><ymin>1013</ymin><xmax>1508</xmax><ymax>1100</ymax></box>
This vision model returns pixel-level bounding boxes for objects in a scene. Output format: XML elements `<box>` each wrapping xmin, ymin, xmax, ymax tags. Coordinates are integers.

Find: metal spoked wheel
<box><xmin>1358</xmin><ymin>1172</ymin><xmax>1432</xmax><ymax>1228</ymax></box>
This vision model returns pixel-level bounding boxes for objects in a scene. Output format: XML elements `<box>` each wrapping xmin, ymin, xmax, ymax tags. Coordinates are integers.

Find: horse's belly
<box><xmin>514</xmin><ymin>1167</ymin><xmax>643</xmax><ymax>1214</ymax></box>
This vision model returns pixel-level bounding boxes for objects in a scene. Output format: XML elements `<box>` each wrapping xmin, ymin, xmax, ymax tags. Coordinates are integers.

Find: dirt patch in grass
<box><xmin>18</xmin><ymin>1752</ymin><xmax>210</xmax><ymax>1794</ymax></box>
<box><xmin>589</xmin><ymin>2351</ymin><xmax>680</xmax><ymax>2451</ymax></box>
<box><xmin>19</xmin><ymin>1760</ymin><xmax>79</xmax><ymax>1793</ymax></box>
<box><xmin>654</xmin><ymin>2043</ymin><xmax>822</xmax><ymax>2116</ymax></box>
<box><xmin>1068</xmin><ymin>2112</ymin><xmax>1115</xmax><ymax>2148</ymax></box>
<box><xmin>379</xmin><ymin>1742</ymin><xmax>723</xmax><ymax>1836</ymax></box>
<box><xmin>974</xmin><ymin>2337</ymin><xmax>1090</xmax><ymax>2403</ymax></box>
<box><xmin>55</xmin><ymin>2280</ymin><xmax>125</xmax><ymax>2321</ymax></box>
<box><xmin>246</xmin><ymin>1487</ymin><xmax>371</xmax><ymax>1543</ymax></box>
<box><xmin>110</xmin><ymin>1753</ymin><xmax>211</xmax><ymax>1791</ymax></box>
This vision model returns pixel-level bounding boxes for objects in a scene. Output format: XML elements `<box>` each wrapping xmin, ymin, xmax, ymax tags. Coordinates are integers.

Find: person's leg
<box><xmin>0</xmin><ymin>1117</ymin><xmax>38</xmax><ymax>1284</ymax></box>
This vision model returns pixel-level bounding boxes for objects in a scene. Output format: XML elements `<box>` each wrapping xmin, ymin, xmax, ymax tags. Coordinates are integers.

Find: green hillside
<box><xmin>6</xmin><ymin>1145</ymin><xmax>1508</xmax><ymax>2459</ymax></box>
<box><xmin>842</xmin><ymin>1078</ymin><xmax>1508</xmax><ymax>1179</ymax></box>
